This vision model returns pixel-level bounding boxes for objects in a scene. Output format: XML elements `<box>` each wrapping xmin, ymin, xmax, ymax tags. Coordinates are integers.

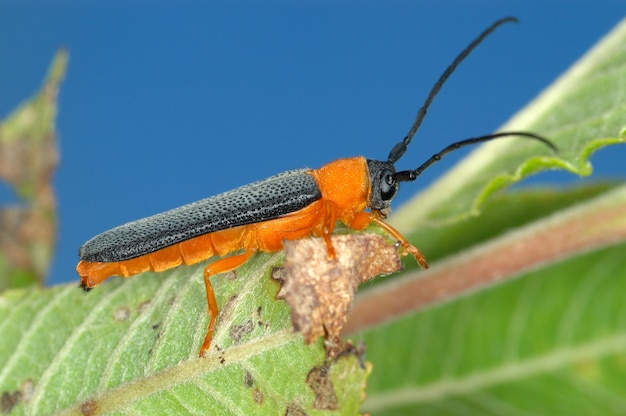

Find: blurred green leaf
<box><xmin>362</xmin><ymin>240</ymin><xmax>626</xmax><ymax>415</ymax></box>
<box><xmin>0</xmin><ymin>50</ymin><xmax>67</xmax><ymax>290</ymax></box>
<box><xmin>405</xmin><ymin>181</ymin><xmax>619</xmax><ymax>268</ymax></box>
<box><xmin>391</xmin><ymin>18</ymin><xmax>626</xmax><ymax>230</ymax></box>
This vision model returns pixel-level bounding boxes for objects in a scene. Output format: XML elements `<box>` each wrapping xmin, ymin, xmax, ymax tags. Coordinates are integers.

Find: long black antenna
<box><xmin>387</xmin><ymin>17</ymin><xmax>518</xmax><ymax>164</ymax></box>
<box><xmin>393</xmin><ymin>132</ymin><xmax>557</xmax><ymax>183</ymax></box>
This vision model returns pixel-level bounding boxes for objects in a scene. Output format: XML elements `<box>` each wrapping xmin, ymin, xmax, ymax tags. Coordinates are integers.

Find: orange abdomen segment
<box><xmin>78</xmin><ymin>224</ymin><xmax>243</xmax><ymax>288</ymax></box>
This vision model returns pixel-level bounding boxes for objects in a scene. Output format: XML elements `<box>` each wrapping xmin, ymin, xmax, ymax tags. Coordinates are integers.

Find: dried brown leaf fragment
<box><xmin>279</xmin><ymin>234</ymin><xmax>402</xmax><ymax>357</ymax></box>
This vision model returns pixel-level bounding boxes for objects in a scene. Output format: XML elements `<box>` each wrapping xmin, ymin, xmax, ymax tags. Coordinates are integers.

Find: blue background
<box><xmin>1</xmin><ymin>2</ymin><xmax>625</xmax><ymax>285</ymax></box>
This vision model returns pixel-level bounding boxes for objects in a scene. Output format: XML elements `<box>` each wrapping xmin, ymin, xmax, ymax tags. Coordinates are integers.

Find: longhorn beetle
<box><xmin>77</xmin><ymin>17</ymin><xmax>556</xmax><ymax>356</ymax></box>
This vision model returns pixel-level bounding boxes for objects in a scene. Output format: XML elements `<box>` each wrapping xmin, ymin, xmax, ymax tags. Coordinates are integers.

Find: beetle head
<box><xmin>366</xmin><ymin>159</ymin><xmax>398</xmax><ymax>214</ymax></box>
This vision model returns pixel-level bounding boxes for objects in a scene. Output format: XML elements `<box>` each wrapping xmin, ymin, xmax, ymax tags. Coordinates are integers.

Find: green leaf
<box><xmin>0</xmin><ymin>254</ymin><xmax>370</xmax><ymax>415</ymax></box>
<box><xmin>391</xmin><ymin>18</ymin><xmax>626</xmax><ymax>230</ymax></box>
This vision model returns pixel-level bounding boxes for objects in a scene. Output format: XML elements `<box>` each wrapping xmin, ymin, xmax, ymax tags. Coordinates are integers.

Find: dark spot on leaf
<box><xmin>138</xmin><ymin>300</ymin><xmax>151</xmax><ymax>314</ymax></box>
<box><xmin>112</xmin><ymin>307</ymin><xmax>130</xmax><ymax>322</ymax></box>
<box><xmin>80</xmin><ymin>399</ymin><xmax>98</xmax><ymax>416</ymax></box>
<box><xmin>225</xmin><ymin>270</ymin><xmax>238</xmax><ymax>281</ymax></box>
<box><xmin>20</xmin><ymin>379</ymin><xmax>34</xmax><ymax>404</ymax></box>
<box><xmin>220</xmin><ymin>356</ymin><xmax>226</xmax><ymax>365</ymax></box>
<box><xmin>1</xmin><ymin>390</ymin><xmax>22</xmax><ymax>414</ymax></box>
<box><xmin>253</xmin><ymin>388</ymin><xmax>264</xmax><ymax>404</ymax></box>
<box><xmin>217</xmin><ymin>294</ymin><xmax>239</xmax><ymax>325</ymax></box>
<box><xmin>271</xmin><ymin>266</ymin><xmax>285</xmax><ymax>285</ymax></box>
<box><xmin>229</xmin><ymin>320</ymin><xmax>254</xmax><ymax>344</ymax></box>
<box><xmin>284</xmin><ymin>402</ymin><xmax>307</xmax><ymax>416</ymax></box>
<box><xmin>256</xmin><ymin>306</ymin><xmax>265</xmax><ymax>327</ymax></box>
<box><xmin>306</xmin><ymin>364</ymin><xmax>338</xmax><ymax>410</ymax></box>
<box><xmin>336</xmin><ymin>340</ymin><xmax>367</xmax><ymax>369</ymax></box>
<box><xmin>243</xmin><ymin>370</ymin><xmax>254</xmax><ymax>388</ymax></box>
<box><xmin>154</xmin><ymin>324</ymin><xmax>163</xmax><ymax>342</ymax></box>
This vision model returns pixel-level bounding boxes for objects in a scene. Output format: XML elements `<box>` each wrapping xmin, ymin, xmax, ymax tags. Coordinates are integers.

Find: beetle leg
<box><xmin>349</xmin><ymin>211</ymin><xmax>429</xmax><ymax>269</ymax></box>
<box><xmin>370</xmin><ymin>217</ymin><xmax>429</xmax><ymax>269</ymax></box>
<box><xmin>200</xmin><ymin>273</ymin><xmax>219</xmax><ymax>357</ymax></box>
<box><xmin>320</xmin><ymin>200</ymin><xmax>339</xmax><ymax>259</ymax></box>
<box><xmin>199</xmin><ymin>250</ymin><xmax>255</xmax><ymax>357</ymax></box>
<box><xmin>322</xmin><ymin>233</ymin><xmax>337</xmax><ymax>259</ymax></box>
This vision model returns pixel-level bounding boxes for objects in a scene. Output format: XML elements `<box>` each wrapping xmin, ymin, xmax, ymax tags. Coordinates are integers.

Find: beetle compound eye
<box><xmin>380</xmin><ymin>170</ymin><xmax>398</xmax><ymax>201</ymax></box>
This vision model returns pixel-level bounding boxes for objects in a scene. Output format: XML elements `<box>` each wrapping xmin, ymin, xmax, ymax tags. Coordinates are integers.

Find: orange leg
<box><xmin>350</xmin><ymin>211</ymin><xmax>429</xmax><ymax>269</ymax></box>
<box><xmin>322</xmin><ymin>233</ymin><xmax>337</xmax><ymax>259</ymax></box>
<box><xmin>199</xmin><ymin>250</ymin><xmax>255</xmax><ymax>356</ymax></box>
<box><xmin>321</xmin><ymin>200</ymin><xmax>339</xmax><ymax>259</ymax></box>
